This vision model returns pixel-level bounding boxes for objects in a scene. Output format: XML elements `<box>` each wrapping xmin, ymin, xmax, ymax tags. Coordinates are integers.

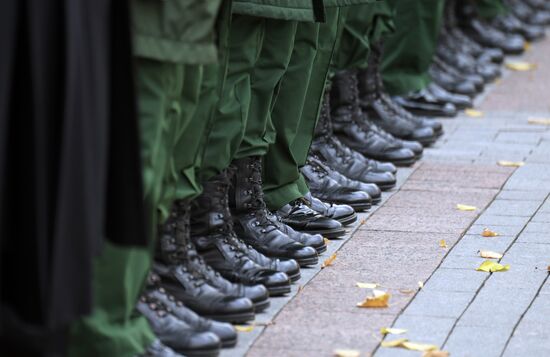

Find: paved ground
<box><xmin>226</xmin><ymin>36</ymin><xmax>550</xmax><ymax>357</ymax></box>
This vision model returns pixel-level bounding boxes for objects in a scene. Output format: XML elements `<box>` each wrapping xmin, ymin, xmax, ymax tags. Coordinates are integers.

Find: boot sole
<box><xmin>303</xmin><ymin>228</ymin><xmax>346</xmax><ymax>239</ymax></box>
<box><xmin>337</xmin><ymin>213</ymin><xmax>357</xmax><ymax>226</ymax></box>
<box><xmin>295</xmin><ymin>255</ymin><xmax>320</xmax><ymax>267</ymax></box>
<box><xmin>203</xmin><ymin>311</ymin><xmax>255</xmax><ymax>324</ymax></box>
<box><xmin>267</xmin><ymin>283</ymin><xmax>292</xmax><ymax>296</ymax></box>
<box><xmin>221</xmin><ymin>336</ymin><xmax>238</xmax><ymax>348</ymax></box>
<box><xmin>373</xmin><ymin>181</ymin><xmax>396</xmax><ymax>191</ymax></box>
<box><xmin>371</xmin><ymin>196</ymin><xmax>382</xmax><ymax>205</ymax></box>
<box><xmin>315</xmin><ymin>243</ymin><xmax>328</xmax><ymax>254</ymax></box>
<box><xmin>253</xmin><ymin>298</ymin><xmax>270</xmax><ymax>313</ymax></box>
<box><xmin>330</xmin><ymin>200</ymin><xmax>371</xmax><ymax>212</ymax></box>
<box><xmin>178</xmin><ymin>348</ymin><xmax>221</xmax><ymax>357</ymax></box>
<box><xmin>391</xmin><ymin>156</ymin><xmax>418</xmax><ymax>167</ymax></box>
<box><xmin>287</xmin><ymin>269</ymin><xmax>302</xmax><ymax>283</ymax></box>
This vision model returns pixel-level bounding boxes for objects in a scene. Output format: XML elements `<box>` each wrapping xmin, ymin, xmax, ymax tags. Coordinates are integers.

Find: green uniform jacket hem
<box><xmin>133</xmin><ymin>35</ymin><xmax>218</xmax><ymax>65</ymax></box>
<box><xmin>232</xmin><ymin>2</ymin><xmax>317</xmax><ymax>21</ymax></box>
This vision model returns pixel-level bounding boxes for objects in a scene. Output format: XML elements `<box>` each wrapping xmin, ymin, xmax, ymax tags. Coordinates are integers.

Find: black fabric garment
<box><xmin>0</xmin><ymin>0</ymin><xmax>147</xmax><ymax>355</ymax></box>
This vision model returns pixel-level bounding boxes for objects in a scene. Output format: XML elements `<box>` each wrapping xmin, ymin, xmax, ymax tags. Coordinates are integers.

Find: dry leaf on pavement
<box><xmin>456</xmin><ymin>204</ymin><xmax>477</xmax><ymax>211</ymax></box>
<box><xmin>505</xmin><ymin>61</ymin><xmax>537</xmax><ymax>71</ymax></box>
<box><xmin>476</xmin><ymin>260</ymin><xmax>510</xmax><ymax>272</ymax></box>
<box><xmin>479</xmin><ymin>250</ymin><xmax>503</xmax><ymax>259</ymax></box>
<box><xmin>381</xmin><ymin>338</ymin><xmax>408</xmax><ymax>348</ymax></box>
<box><xmin>423</xmin><ymin>351</ymin><xmax>450</xmax><ymax>357</ymax></box>
<box><xmin>357</xmin><ymin>289</ymin><xmax>391</xmax><ymax>308</ymax></box>
<box><xmin>464</xmin><ymin>109</ymin><xmax>483</xmax><ymax>118</ymax></box>
<box><xmin>324</xmin><ymin>237</ymin><xmax>331</xmax><ymax>245</ymax></box>
<box><xmin>418</xmin><ymin>281</ymin><xmax>424</xmax><ymax>289</ymax></box>
<box><xmin>333</xmin><ymin>349</ymin><xmax>360</xmax><ymax>357</ymax></box>
<box><xmin>380</xmin><ymin>327</ymin><xmax>407</xmax><ymax>335</ymax></box>
<box><xmin>497</xmin><ymin>160</ymin><xmax>525</xmax><ymax>167</ymax></box>
<box><xmin>356</xmin><ymin>282</ymin><xmax>378</xmax><ymax>289</ymax></box>
<box><xmin>439</xmin><ymin>239</ymin><xmax>448</xmax><ymax>249</ymax></box>
<box><xmin>322</xmin><ymin>253</ymin><xmax>337</xmax><ymax>268</ymax></box>
<box><xmin>381</xmin><ymin>339</ymin><xmax>439</xmax><ymax>352</ymax></box>
<box><xmin>528</xmin><ymin>117</ymin><xmax>550</xmax><ymax>126</ymax></box>
<box><xmin>481</xmin><ymin>228</ymin><xmax>500</xmax><ymax>237</ymax></box>
<box><xmin>235</xmin><ymin>325</ymin><xmax>254</xmax><ymax>332</ymax></box>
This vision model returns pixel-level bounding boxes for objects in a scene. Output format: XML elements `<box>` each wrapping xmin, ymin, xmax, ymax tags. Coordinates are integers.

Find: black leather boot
<box><xmin>310</xmin><ymin>93</ymin><xmax>397</xmax><ymax>190</ymax></box>
<box><xmin>136</xmin><ymin>295</ymin><xmax>222</xmax><ymax>357</ymax></box>
<box><xmin>267</xmin><ymin>212</ymin><xmax>327</xmax><ymax>254</ymax></box>
<box><xmin>304</xmin><ymin>192</ymin><xmax>357</xmax><ymax>226</ymax></box>
<box><xmin>301</xmin><ymin>156</ymin><xmax>372</xmax><ymax>211</ymax></box>
<box><xmin>433</xmin><ymin>55</ymin><xmax>484</xmax><ymax>93</ymax></box>
<box><xmin>154</xmin><ymin>202</ymin><xmax>256</xmax><ymax>323</ymax></box>
<box><xmin>138</xmin><ymin>340</ymin><xmax>185</xmax><ymax>357</ymax></box>
<box><xmin>145</xmin><ymin>274</ymin><xmax>238</xmax><ymax>348</ymax></box>
<box><xmin>277</xmin><ymin>198</ymin><xmax>346</xmax><ymax>239</ymax></box>
<box><xmin>307</xmin><ymin>154</ymin><xmax>382</xmax><ymax>204</ymax></box>
<box><xmin>358</xmin><ymin>42</ymin><xmax>442</xmax><ymax>146</ymax></box>
<box><xmin>491</xmin><ymin>13</ymin><xmax>545</xmax><ymax>41</ymax></box>
<box><xmin>506</xmin><ymin>0</ymin><xmax>550</xmax><ymax>26</ymax></box>
<box><xmin>189</xmin><ymin>172</ymin><xmax>292</xmax><ymax>296</ymax></box>
<box><xmin>229</xmin><ymin>157</ymin><xmax>319</xmax><ymax>266</ymax></box>
<box><xmin>331</xmin><ymin>70</ymin><xmax>419</xmax><ymax>166</ymax></box>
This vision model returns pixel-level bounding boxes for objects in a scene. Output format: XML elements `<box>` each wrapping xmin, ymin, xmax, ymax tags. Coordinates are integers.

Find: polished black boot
<box><xmin>426</xmin><ymin>82</ymin><xmax>473</xmax><ymax>110</ymax></box>
<box><xmin>433</xmin><ymin>55</ymin><xmax>484</xmax><ymax>93</ymax></box>
<box><xmin>136</xmin><ymin>295</ymin><xmax>222</xmax><ymax>357</ymax></box>
<box><xmin>277</xmin><ymin>198</ymin><xmax>346</xmax><ymax>239</ymax></box>
<box><xmin>138</xmin><ymin>340</ymin><xmax>185</xmax><ymax>357</ymax></box>
<box><xmin>310</xmin><ymin>94</ymin><xmax>397</xmax><ymax>190</ymax></box>
<box><xmin>190</xmin><ymin>172</ymin><xmax>292</xmax><ymax>295</ymax></box>
<box><xmin>304</xmin><ymin>192</ymin><xmax>357</xmax><ymax>226</ymax></box>
<box><xmin>145</xmin><ymin>274</ymin><xmax>238</xmax><ymax>348</ymax></box>
<box><xmin>301</xmin><ymin>156</ymin><xmax>373</xmax><ymax>211</ymax></box>
<box><xmin>506</xmin><ymin>0</ymin><xmax>550</xmax><ymax>26</ymax></box>
<box><xmin>154</xmin><ymin>202</ymin><xmax>256</xmax><ymax>323</ymax></box>
<box><xmin>307</xmin><ymin>154</ymin><xmax>382</xmax><ymax>204</ymax></box>
<box><xmin>267</xmin><ymin>212</ymin><xmax>327</xmax><ymax>254</ymax></box>
<box><xmin>392</xmin><ymin>89</ymin><xmax>458</xmax><ymax>118</ymax></box>
<box><xmin>331</xmin><ymin>70</ymin><xmax>418</xmax><ymax>165</ymax></box>
<box><xmin>357</xmin><ymin>44</ymin><xmax>439</xmax><ymax>146</ymax></box>
<box><xmin>229</xmin><ymin>157</ymin><xmax>319</xmax><ymax>266</ymax></box>
<box><xmin>491</xmin><ymin>13</ymin><xmax>545</xmax><ymax>41</ymax></box>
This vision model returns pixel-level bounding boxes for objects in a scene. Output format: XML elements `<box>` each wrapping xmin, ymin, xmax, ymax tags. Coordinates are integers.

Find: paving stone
<box><xmin>503</xmin><ymin>177</ymin><xmax>550</xmax><ymax>191</ymax></box>
<box><xmin>444</xmin><ymin>325</ymin><xmax>511</xmax><ymax>357</ymax></box>
<box><xmin>501</xmin><ymin>242</ymin><xmax>550</xmax><ymax>266</ymax></box>
<box><xmin>516</xmin><ymin>231</ymin><xmax>550</xmax><ymax>244</ymax></box>
<box><xmin>482</xmin><ymin>199</ymin><xmax>541</xmax><ymax>217</ymax></box>
<box><xmin>496</xmin><ymin>189</ymin><xmax>549</xmax><ymax>201</ymax></box>
<box><xmin>422</xmin><ymin>268</ymin><xmax>487</xmax><ymax>292</ymax></box>
<box><xmin>523</xmin><ymin>221</ymin><xmax>550</xmax><ymax>233</ymax></box>
<box><xmin>473</xmin><ymin>214</ymin><xmax>530</xmax><ymax>226</ymax></box>
<box><xmin>457</xmin><ymin>288</ymin><xmax>536</xmax><ymax>328</ymax></box>
<box><xmin>495</xmin><ymin>131</ymin><xmax>542</xmax><ymax>144</ymax></box>
<box><xmin>531</xmin><ymin>211</ymin><xmax>550</xmax><ymax>222</ymax></box>
<box><xmin>503</xmin><ymin>334</ymin><xmax>550</xmax><ymax>357</ymax></box>
<box><xmin>439</xmin><ymin>254</ymin><xmax>487</xmax><ymax>269</ymax></box>
<box><xmin>465</xmin><ymin>224</ymin><xmax>524</xmax><ymax>237</ymax></box>
<box><xmin>447</xmin><ymin>234</ymin><xmax>516</xmax><ymax>257</ymax></box>
<box><xmin>482</xmin><ymin>264</ymin><xmax>548</xmax><ymax>290</ymax></box>
<box><xmin>402</xmin><ymin>290</ymin><xmax>475</xmax><ymax>319</ymax></box>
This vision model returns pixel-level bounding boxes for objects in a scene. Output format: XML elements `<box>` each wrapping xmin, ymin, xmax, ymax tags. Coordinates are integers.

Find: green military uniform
<box><xmin>68</xmin><ymin>1</ymin><xmax>223</xmax><ymax>356</ymax></box>
<box><xmin>476</xmin><ymin>0</ymin><xmax>508</xmax><ymax>19</ymax></box>
<box><xmin>380</xmin><ymin>0</ymin><xmax>445</xmax><ymax>95</ymax></box>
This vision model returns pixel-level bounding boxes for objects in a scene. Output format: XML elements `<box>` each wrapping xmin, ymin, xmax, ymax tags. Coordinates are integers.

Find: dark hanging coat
<box><xmin>0</xmin><ymin>0</ymin><xmax>147</xmax><ymax>355</ymax></box>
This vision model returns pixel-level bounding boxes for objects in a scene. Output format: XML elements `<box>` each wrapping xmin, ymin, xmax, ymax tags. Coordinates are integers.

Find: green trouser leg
<box><xmin>476</xmin><ymin>0</ymin><xmax>508</xmax><ymax>19</ymax></box>
<box><xmin>201</xmin><ymin>17</ymin><xmax>297</xmax><ymax>178</ymax></box>
<box><xmin>68</xmin><ymin>61</ymin><xmax>205</xmax><ymax>357</ymax></box>
<box><xmin>200</xmin><ymin>15</ymin><xmax>264</xmax><ymax>179</ymax></box>
<box><xmin>380</xmin><ymin>0</ymin><xmax>445</xmax><ymax>95</ymax></box>
<box><xmin>235</xmin><ymin>20</ymin><xmax>298</xmax><ymax>158</ymax></box>
<box><xmin>263</xmin><ymin>8</ymin><xmax>344</xmax><ymax>210</ymax></box>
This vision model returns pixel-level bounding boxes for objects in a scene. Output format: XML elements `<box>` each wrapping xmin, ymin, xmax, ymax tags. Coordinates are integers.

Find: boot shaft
<box><xmin>229</xmin><ymin>156</ymin><xmax>267</xmax><ymax>214</ymax></box>
<box><xmin>330</xmin><ymin>69</ymin><xmax>361</xmax><ymax>117</ymax></box>
<box><xmin>357</xmin><ymin>41</ymin><xmax>384</xmax><ymax>101</ymax></box>
<box><xmin>313</xmin><ymin>87</ymin><xmax>334</xmax><ymax>139</ymax></box>
<box><xmin>156</xmin><ymin>200</ymin><xmax>191</xmax><ymax>265</ymax></box>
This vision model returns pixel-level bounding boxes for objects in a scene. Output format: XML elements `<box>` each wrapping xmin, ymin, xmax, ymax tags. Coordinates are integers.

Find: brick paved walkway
<box><xmin>225</xmin><ymin>36</ymin><xmax>550</xmax><ymax>357</ymax></box>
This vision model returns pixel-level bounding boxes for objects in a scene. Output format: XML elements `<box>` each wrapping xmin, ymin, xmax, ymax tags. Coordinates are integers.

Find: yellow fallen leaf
<box><xmin>481</xmin><ymin>228</ymin><xmax>500</xmax><ymax>237</ymax></box>
<box><xmin>357</xmin><ymin>289</ymin><xmax>391</xmax><ymax>308</ymax></box>
<box><xmin>439</xmin><ymin>239</ymin><xmax>448</xmax><ymax>249</ymax></box>
<box><xmin>497</xmin><ymin>160</ymin><xmax>525</xmax><ymax>167</ymax></box>
<box><xmin>423</xmin><ymin>351</ymin><xmax>450</xmax><ymax>357</ymax></box>
<box><xmin>505</xmin><ymin>61</ymin><xmax>537</xmax><ymax>71</ymax></box>
<box><xmin>333</xmin><ymin>349</ymin><xmax>360</xmax><ymax>357</ymax></box>
<box><xmin>235</xmin><ymin>325</ymin><xmax>254</xmax><ymax>332</ymax></box>
<box><xmin>476</xmin><ymin>260</ymin><xmax>510</xmax><ymax>272</ymax></box>
<box><xmin>528</xmin><ymin>117</ymin><xmax>550</xmax><ymax>126</ymax></box>
<box><xmin>399</xmin><ymin>288</ymin><xmax>415</xmax><ymax>295</ymax></box>
<box><xmin>381</xmin><ymin>338</ymin><xmax>408</xmax><ymax>348</ymax></box>
<box><xmin>324</xmin><ymin>237</ymin><xmax>331</xmax><ymax>245</ymax></box>
<box><xmin>524</xmin><ymin>42</ymin><xmax>532</xmax><ymax>51</ymax></box>
<box><xmin>381</xmin><ymin>339</ymin><xmax>439</xmax><ymax>352</ymax></box>
<box><xmin>418</xmin><ymin>281</ymin><xmax>424</xmax><ymax>289</ymax></box>
<box><xmin>456</xmin><ymin>204</ymin><xmax>477</xmax><ymax>211</ymax></box>
<box><xmin>356</xmin><ymin>282</ymin><xmax>378</xmax><ymax>289</ymax></box>
<box><xmin>360</xmin><ymin>219</ymin><xmax>367</xmax><ymax>225</ymax></box>
<box><xmin>465</xmin><ymin>109</ymin><xmax>483</xmax><ymax>118</ymax></box>
<box><xmin>322</xmin><ymin>253</ymin><xmax>337</xmax><ymax>268</ymax></box>
<box><xmin>402</xmin><ymin>341</ymin><xmax>439</xmax><ymax>352</ymax></box>
<box><xmin>380</xmin><ymin>327</ymin><xmax>408</xmax><ymax>335</ymax></box>
<box><xmin>479</xmin><ymin>250</ymin><xmax>503</xmax><ymax>259</ymax></box>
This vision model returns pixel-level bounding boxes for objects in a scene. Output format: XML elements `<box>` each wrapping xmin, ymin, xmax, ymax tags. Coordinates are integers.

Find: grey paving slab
<box><xmin>531</xmin><ymin>211</ymin><xmax>550</xmax><ymax>222</ymax></box>
<box><xmin>482</xmin><ymin>199</ymin><xmax>541</xmax><ymax>217</ymax></box>
<box><xmin>401</xmin><ymin>290</ymin><xmax>476</xmax><ymax>319</ymax></box>
<box><xmin>496</xmin><ymin>189</ymin><xmax>549</xmax><ymax>201</ymax></box>
<box><xmin>445</xmin><ymin>234</ymin><xmax>516</xmax><ymax>258</ymax></box>
<box><xmin>501</xmin><ymin>242</ymin><xmax>550</xmax><ymax>266</ymax></box>
<box><xmin>523</xmin><ymin>221</ymin><xmax>550</xmax><ymax>233</ymax></box>
<box><xmin>482</xmin><ymin>264</ymin><xmax>549</xmax><ymax>290</ymax></box>
<box><xmin>473</xmin><ymin>214</ymin><xmax>530</xmax><ymax>227</ymax></box>
<box><xmin>421</xmin><ymin>268</ymin><xmax>487</xmax><ymax>292</ymax></box>
<box><xmin>516</xmin><ymin>231</ymin><xmax>550</xmax><ymax>244</ymax></box>
<box><xmin>444</xmin><ymin>325</ymin><xmax>511</xmax><ymax>357</ymax></box>
<box><xmin>465</xmin><ymin>224</ymin><xmax>525</xmax><ymax>237</ymax></box>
